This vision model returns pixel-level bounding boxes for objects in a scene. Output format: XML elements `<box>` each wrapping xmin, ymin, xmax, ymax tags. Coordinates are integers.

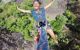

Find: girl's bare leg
<box><xmin>46</xmin><ymin>28</ymin><xmax>58</xmax><ymax>44</ymax></box>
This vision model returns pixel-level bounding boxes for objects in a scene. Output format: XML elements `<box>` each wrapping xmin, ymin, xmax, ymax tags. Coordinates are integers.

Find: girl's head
<box><xmin>33</xmin><ymin>0</ymin><xmax>42</xmax><ymax>10</ymax></box>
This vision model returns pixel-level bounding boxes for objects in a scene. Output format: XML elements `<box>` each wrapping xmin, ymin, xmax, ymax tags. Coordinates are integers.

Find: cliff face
<box><xmin>0</xmin><ymin>27</ymin><xmax>34</xmax><ymax>50</ymax></box>
<box><xmin>43</xmin><ymin>0</ymin><xmax>67</xmax><ymax>20</ymax></box>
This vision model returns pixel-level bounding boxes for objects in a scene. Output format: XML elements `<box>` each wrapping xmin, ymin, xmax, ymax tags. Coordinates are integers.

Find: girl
<box><xmin>17</xmin><ymin>0</ymin><xmax>58</xmax><ymax>44</ymax></box>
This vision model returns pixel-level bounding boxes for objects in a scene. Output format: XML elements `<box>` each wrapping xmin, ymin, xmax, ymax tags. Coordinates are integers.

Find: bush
<box><xmin>0</xmin><ymin>0</ymin><xmax>35</xmax><ymax>41</ymax></box>
<box><xmin>50</xmin><ymin>15</ymin><xmax>68</xmax><ymax>33</ymax></box>
<box><xmin>64</xmin><ymin>10</ymin><xmax>77</xmax><ymax>25</ymax></box>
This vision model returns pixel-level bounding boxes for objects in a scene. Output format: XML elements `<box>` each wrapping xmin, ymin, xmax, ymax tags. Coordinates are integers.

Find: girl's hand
<box><xmin>34</xmin><ymin>36</ymin><xmax>39</xmax><ymax>43</ymax></box>
<box><xmin>44</xmin><ymin>0</ymin><xmax>55</xmax><ymax>9</ymax></box>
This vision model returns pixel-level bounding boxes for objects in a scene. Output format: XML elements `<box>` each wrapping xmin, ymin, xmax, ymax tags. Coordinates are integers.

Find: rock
<box><xmin>16</xmin><ymin>0</ymin><xmax>23</xmax><ymax>3</ymax></box>
<box><xmin>43</xmin><ymin>0</ymin><xmax>67</xmax><ymax>20</ymax></box>
<box><xmin>1</xmin><ymin>0</ymin><xmax>14</xmax><ymax>4</ymax></box>
<box><xmin>0</xmin><ymin>27</ymin><xmax>34</xmax><ymax>50</ymax></box>
<box><xmin>2</xmin><ymin>0</ymin><xmax>12</xmax><ymax>3</ymax></box>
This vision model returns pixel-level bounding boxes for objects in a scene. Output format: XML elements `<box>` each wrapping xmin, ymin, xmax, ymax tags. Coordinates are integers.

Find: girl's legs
<box><xmin>46</xmin><ymin>28</ymin><xmax>58</xmax><ymax>44</ymax></box>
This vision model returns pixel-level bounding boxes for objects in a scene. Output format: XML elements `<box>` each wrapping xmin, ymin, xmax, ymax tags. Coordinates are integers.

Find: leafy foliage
<box><xmin>50</xmin><ymin>15</ymin><xmax>68</xmax><ymax>33</ymax></box>
<box><xmin>49</xmin><ymin>1</ymin><xmax>80</xmax><ymax>50</ymax></box>
<box><xmin>0</xmin><ymin>0</ymin><xmax>35</xmax><ymax>41</ymax></box>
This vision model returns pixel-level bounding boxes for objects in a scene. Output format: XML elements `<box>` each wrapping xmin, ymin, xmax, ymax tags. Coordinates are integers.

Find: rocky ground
<box><xmin>0</xmin><ymin>27</ymin><xmax>34</xmax><ymax>50</ymax></box>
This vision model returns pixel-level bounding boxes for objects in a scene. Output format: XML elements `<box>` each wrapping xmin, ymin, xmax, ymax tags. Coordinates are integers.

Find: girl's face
<box><xmin>33</xmin><ymin>1</ymin><xmax>40</xmax><ymax>10</ymax></box>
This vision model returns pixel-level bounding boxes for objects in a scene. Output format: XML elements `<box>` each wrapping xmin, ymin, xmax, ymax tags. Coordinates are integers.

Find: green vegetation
<box><xmin>49</xmin><ymin>0</ymin><xmax>80</xmax><ymax>49</ymax></box>
<box><xmin>50</xmin><ymin>15</ymin><xmax>68</xmax><ymax>39</ymax></box>
<box><xmin>0</xmin><ymin>0</ymin><xmax>34</xmax><ymax>41</ymax></box>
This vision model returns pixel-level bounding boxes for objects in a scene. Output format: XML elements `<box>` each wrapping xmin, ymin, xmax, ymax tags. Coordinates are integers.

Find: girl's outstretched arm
<box><xmin>17</xmin><ymin>7</ymin><xmax>31</xmax><ymax>13</ymax></box>
<box><xmin>44</xmin><ymin>0</ymin><xmax>55</xmax><ymax>9</ymax></box>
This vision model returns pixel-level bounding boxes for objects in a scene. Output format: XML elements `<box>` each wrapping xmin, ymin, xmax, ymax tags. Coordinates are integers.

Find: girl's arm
<box><xmin>44</xmin><ymin>0</ymin><xmax>55</xmax><ymax>9</ymax></box>
<box><xmin>17</xmin><ymin>7</ymin><xmax>31</xmax><ymax>13</ymax></box>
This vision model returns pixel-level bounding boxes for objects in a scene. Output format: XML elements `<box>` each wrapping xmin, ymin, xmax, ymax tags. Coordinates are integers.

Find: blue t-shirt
<box><xmin>31</xmin><ymin>7</ymin><xmax>46</xmax><ymax>22</ymax></box>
